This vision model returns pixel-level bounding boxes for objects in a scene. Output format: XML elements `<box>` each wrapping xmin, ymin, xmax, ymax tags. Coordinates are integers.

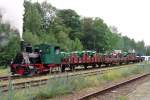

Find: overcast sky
<box><xmin>0</xmin><ymin>0</ymin><xmax>24</xmax><ymax>38</ymax></box>
<box><xmin>33</xmin><ymin>0</ymin><xmax>150</xmax><ymax>45</ymax></box>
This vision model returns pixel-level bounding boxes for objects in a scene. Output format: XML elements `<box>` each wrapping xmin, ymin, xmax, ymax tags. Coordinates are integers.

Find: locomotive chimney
<box><xmin>20</xmin><ymin>39</ymin><xmax>25</xmax><ymax>52</ymax></box>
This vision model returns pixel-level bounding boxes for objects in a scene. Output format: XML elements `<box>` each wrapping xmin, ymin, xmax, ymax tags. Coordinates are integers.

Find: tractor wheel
<box><xmin>119</xmin><ymin>62</ymin><xmax>122</xmax><ymax>65</ymax></box>
<box><xmin>70</xmin><ymin>65</ymin><xmax>75</xmax><ymax>71</ymax></box>
<box><xmin>84</xmin><ymin>65</ymin><xmax>88</xmax><ymax>69</ymax></box>
<box><xmin>105</xmin><ymin>64</ymin><xmax>109</xmax><ymax>67</ymax></box>
<box><xmin>92</xmin><ymin>64</ymin><xmax>96</xmax><ymax>68</ymax></box>
<box><xmin>61</xmin><ymin>65</ymin><xmax>65</xmax><ymax>72</ymax></box>
<box><xmin>98</xmin><ymin>64</ymin><xmax>101</xmax><ymax>68</ymax></box>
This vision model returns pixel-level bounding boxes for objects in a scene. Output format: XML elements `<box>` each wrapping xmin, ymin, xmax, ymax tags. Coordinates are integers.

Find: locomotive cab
<box><xmin>34</xmin><ymin>44</ymin><xmax>61</xmax><ymax>64</ymax></box>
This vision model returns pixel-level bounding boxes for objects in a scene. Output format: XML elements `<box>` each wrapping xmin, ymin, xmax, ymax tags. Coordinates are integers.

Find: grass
<box><xmin>0</xmin><ymin>67</ymin><xmax>9</xmax><ymax>76</ymax></box>
<box><xmin>118</xmin><ymin>96</ymin><xmax>127</xmax><ymax>100</ymax></box>
<box><xmin>1</xmin><ymin>62</ymin><xmax>150</xmax><ymax>100</ymax></box>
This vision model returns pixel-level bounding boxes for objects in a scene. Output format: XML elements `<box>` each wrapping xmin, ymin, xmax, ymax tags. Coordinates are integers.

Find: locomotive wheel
<box><xmin>24</xmin><ymin>66</ymin><xmax>37</xmax><ymax>76</ymax></box>
<box><xmin>11</xmin><ymin>72</ymin><xmax>15</xmax><ymax>75</ymax></box>
<box><xmin>24</xmin><ymin>67</ymin><xmax>30</xmax><ymax>76</ymax></box>
<box><xmin>29</xmin><ymin>67</ymin><xmax>37</xmax><ymax>76</ymax></box>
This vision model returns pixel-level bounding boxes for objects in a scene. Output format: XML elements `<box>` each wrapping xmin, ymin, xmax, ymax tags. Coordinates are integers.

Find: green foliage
<box><xmin>55</xmin><ymin>31</ymin><xmax>71</xmax><ymax>49</ymax></box>
<box><xmin>0</xmin><ymin>68</ymin><xmax>9</xmax><ymax>75</ymax></box>
<box><xmin>0</xmin><ymin>14</ymin><xmax>20</xmax><ymax>67</ymax></box>
<box><xmin>39</xmin><ymin>33</ymin><xmax>57</xmax><ymax>45</ymax></box>
<box><xmin>57</xmin><ymin>9</ymin><xmax>81</xmax><ymax>39</ymax></box>
<box><xmin>81</xmin><ymin>17</ymin><xmax>110</xmax><ymax>51</ymax></box>
<box><xmin>118</xmin><ymin>96</ymin><xmax>127</xmax><ymax>100</ymax></box>
<box><xmin>0</xmin><ymin>37</ymin><xmax>20</xmax><ymax>66</ymax></box>
<box><xmin>24</xmin><ymin>1</ymin><xmax>42</xmax><ymax>34</ymax></box>
<box><xmin>146</xmin><ymin>46</ymin><xmax>150</xmax><ymax>56</ymax></box>
<box><xmin>71</xmin><ymin>38</ymin><xmax>83</xmax><ymax>50</ymax></box>
<box><xmin>23</xmin><ymin>31</ymin><xmax>40</xmax><ymax>45</ymax></box>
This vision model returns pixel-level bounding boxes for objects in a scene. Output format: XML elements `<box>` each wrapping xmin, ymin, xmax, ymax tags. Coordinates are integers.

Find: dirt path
<box><xmin>92</xmin><ymin>75</ymin><xmax>150</xmax><ymax>100</ymax></box>
<box><xmin>127</xmin><ymin>79</ymin><xmax>150</xmax><ymax>100</ymax></box>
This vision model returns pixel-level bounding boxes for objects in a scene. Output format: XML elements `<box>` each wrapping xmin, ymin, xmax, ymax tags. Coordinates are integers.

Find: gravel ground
<box><xmin>91</xmin><ymin>74</ymin><xmax>150</xmax><ymax>100</ymax></box>
<box><xmin>50</xmin><ymin>73</ymin><xmax>150</xmax><ymax>100</ymax></box>
<box><xmin>128</xmin><ymin>79</ymin><xmax>150</xmax><ymax>100</ymax></box>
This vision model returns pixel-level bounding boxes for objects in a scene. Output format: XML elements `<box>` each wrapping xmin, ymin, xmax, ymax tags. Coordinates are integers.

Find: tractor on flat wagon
<box><xmin>10</xmin><ymin>41</ymin><xmax>144</xmax><ymax>76</ymax></box>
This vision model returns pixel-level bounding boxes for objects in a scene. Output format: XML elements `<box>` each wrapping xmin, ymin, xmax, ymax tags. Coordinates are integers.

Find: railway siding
<box><xmin>78</xmin><ymin>73</ymin><xmax>150</xmax><ymax>100</ymax></box>
<box><xmin>0</xmin><ymin>63</ymin><xmax>149</xmax><ymax>100</ymax></box>
<box><xmin>0</xmin><ymin>65</ymin><xmax>133</xmax><ymax>92</ymax></box>
<box><xmin>0</xmin><ymin>64</ymin><xmax>133</xmax><ymax>85</ymax></box>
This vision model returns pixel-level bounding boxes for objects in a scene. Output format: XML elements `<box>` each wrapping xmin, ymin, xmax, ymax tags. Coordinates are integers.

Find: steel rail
<box><xmin>0</xmin><ymin>63</ymin><xmax>136</xmax><ymax>82</ymax></box>
<box><xmin>0</xmin><ymin>64</ymin><xmax>135</xmax><ymax>92</ymax></box>
<box><xmin>78</xmin><ymin>73</ymin><xmax>150</xmax><ymax>100</ymax></box>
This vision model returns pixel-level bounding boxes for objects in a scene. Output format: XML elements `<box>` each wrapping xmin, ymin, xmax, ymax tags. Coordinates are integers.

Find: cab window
<box><xmin>55</xmin><ymin>46</ymin><xmax>60</xmax><ymax>54</ymax></box>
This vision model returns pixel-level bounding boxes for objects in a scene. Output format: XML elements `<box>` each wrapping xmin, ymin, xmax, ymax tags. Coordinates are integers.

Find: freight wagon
<box><xmin>10</xmin><ymin>41</ymin><xmax>144</xmax><ymax>76</ymax></box>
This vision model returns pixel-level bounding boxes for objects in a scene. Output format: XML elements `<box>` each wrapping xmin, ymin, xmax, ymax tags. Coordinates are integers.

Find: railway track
<box><xmin>0</xmin><ymin>64</ymin><xmax>136</xmax><ymax>92</ymax></box>
<box><xmin>0</xmin><ymin>75</ymin><xmax>21</xmax><ymax>81</ymax></box>
<box><xmin>1</xmin><ymin>79</ymin><xmax>48</xmax><ymax>92</ymax></box>
<box><xmin>0</xmin><ymin>63</ymin><xmax>137</xmax><ymax>82</ymax></box>
<box><xmin>78</xmin><ymin>73</ymin><xmax>150</xmax><ymax>100</ymax></box>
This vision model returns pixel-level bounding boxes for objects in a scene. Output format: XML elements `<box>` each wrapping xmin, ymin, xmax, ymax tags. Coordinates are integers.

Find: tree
<box><xmin>136</xmin><ymin>41</ymin><xmax>145</xmax><ymax>55</ymax></box>
<box><xmin>24</xmin><ymin>1</ymin><xmax>42</xmax><ymax>35</ymax></box>
<box><xmin>57</xmin><ymin>9</ymin><xmax>81</xmax><ymax>39</ymax></box>
<box><xmin>40</xmin><ymin>2</ymin><xmax>57</xmax><ymax>32</ymax></box>
<box><xmin>23</xmin><ymin>31</ymin><xmax>40</xmax><ymax>45</ymax></box>
<box><xmin>81</xmin><ymin>17</ymin><xmax>111</xmax><ymax>51</ymax></box>
<box><xmin>0</xmin><ymin>37</ymin><xmax>20</xmax><ymax>67</ymax></box>
<box><xmin>145</xmin><ymin>46</ymin><xmax>150</xmax><ymax>56</ymax></box>
<box><xmin>71</xmin><ymin>38</ymin><xmax>83</xmax><ymax>50</ymax></box>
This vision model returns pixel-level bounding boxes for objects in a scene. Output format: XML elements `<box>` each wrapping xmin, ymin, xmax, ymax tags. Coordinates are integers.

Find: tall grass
<box><xmin>1</xmin><ymin>62</ymin><xmax>150</xmax><ymax>100</ymax></box>
<box><xmin>118</xmin><ymin>96</ymin><xmax>127</xmax><ymax>100</ymax></box>
<box><xmin>0</xmin><ymin>67</ymin><xmax>9</xmax><ymax>75</ymax></box>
